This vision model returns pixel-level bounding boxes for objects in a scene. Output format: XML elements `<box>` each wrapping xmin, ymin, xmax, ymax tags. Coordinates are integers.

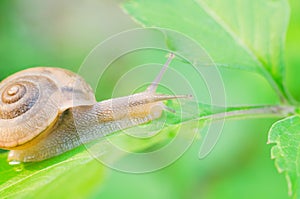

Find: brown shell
<box><xmin>0</xmin><ymin>67</ymin><xmax>96</xmax><ymax>149</ymax></box>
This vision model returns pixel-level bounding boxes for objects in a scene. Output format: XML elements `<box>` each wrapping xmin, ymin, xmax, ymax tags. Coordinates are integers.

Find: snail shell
<box><xmin>0</xmin><ymin>53</ymin><xmax>186</xmax><ymax>163</ymax></box>
<box><xmin>0</xmin><ymin>67</ymin><xmax>95</xmax><ymax>150</ymax></box>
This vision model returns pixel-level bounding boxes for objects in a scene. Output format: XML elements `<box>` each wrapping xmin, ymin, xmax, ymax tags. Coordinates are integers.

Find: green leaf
<box><xmin>0</xmin><ymin>100</ymin><xmax>205</xmax><ymax>198</ymax></box>
<box><xmin>268</xmin><ymin>115</ymin><xmax>300</xmax><ymax>198</ymax></box>
<box><xmin>0</xmin><ymin>98</ymin><xmax>293</xmax><ymax>198</ymax></box>
<box><xmin>123</xmin><ymin>0</ymin><xmax>290</xmax><ymax>101</ymax></box>
<box><xmin>0</xmin><ymin>146</ymin><xmax>105</xmax><ymax>198</ymax></box>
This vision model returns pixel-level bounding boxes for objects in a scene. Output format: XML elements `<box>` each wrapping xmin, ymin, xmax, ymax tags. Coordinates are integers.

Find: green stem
<box><xmin>169</xmin><ymin>101</ymin><xmax>296</xmax><ymax>126</ymax></box>
<box><xmin>202</xmin><ymin>105</ymin><xmax>296</xmax><ymax>122</ymax></box>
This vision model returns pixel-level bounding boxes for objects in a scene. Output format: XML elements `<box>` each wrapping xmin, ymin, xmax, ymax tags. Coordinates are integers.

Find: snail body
<box><xmin>0</xmin><ymin>54</ymin><xmax>185</xmax><ymax>163</ymax></box>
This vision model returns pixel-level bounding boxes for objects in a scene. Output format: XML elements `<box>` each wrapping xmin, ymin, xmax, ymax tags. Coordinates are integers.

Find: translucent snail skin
<box><xmin>0</xmin><ymin>53</ymin><xmax>188</xmax><ymax>163</ymax></box>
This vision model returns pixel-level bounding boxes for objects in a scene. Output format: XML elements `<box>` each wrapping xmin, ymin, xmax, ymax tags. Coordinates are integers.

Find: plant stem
<box><xmin>202</xmin><ymin>105</ymin><xmax>296</xmax><ymax>122</ymax></box>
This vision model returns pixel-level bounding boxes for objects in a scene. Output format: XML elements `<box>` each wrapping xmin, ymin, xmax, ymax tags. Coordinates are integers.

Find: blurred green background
<box><xmin>0</xmin><ymin>0</ymin><xmax>299</xmax><ymax>198</ymax></box>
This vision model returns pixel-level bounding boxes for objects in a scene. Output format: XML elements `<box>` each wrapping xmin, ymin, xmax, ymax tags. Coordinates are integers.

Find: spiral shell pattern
<box><xmin>0</xmin><ymin>81</ymin><xmax>39</xmax><ymax>119</ymax></box>
<box><xmin>0</xmin><ymin>67</ymin><xmax>96</xmax><ymax>149</ymax></box>
<box><xmin>0</xmin><ymin>74</ymin><xmax>61</xmax><ymax>149</ymax></box>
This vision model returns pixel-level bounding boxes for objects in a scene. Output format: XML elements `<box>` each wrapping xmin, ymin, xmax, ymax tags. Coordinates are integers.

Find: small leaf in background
<box><xmin>268</xmin><ymin>115</ymin><xmax>300</xmax><ymax>197</ymax></box>
<box><xmin>123</xmin><ymin>0</ymin><xmax>290</xmax><ymax>100</ymax></box>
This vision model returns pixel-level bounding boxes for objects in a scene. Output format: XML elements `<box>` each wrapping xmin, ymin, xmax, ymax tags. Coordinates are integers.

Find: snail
<box><xmin>0</xmin><ymin>53</ymin><xmax>188</xmax><ymax>163</ymax></box>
